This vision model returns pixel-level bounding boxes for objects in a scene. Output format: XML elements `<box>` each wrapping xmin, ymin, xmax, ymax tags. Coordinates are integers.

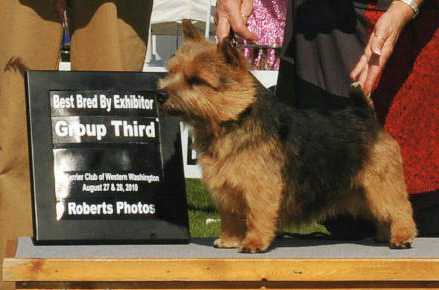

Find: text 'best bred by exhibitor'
<box><xmin>52</xmin><ymin>93</ymin><xmax>155</xmax><ymax>112</ymax></box>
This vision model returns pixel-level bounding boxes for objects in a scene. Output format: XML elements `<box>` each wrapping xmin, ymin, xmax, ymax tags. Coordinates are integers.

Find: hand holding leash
<box><xmin>215</xmin><ymin>0</ymin><xmax>258</xmax><ymax>42</ymax></box>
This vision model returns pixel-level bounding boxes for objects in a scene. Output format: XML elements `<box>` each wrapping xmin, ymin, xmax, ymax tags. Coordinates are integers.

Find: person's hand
<box><xmin>351</xmin><ymin>1</ymin><xmax>415</xmax><ymax>96</ymax></box>
<box><xmin>215</xmin><ymin>0</ymin><xmax>257</xmax><ymax>42</ymax></box>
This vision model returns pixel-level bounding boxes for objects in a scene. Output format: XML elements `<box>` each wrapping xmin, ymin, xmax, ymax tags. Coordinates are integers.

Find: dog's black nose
<box><xmin>156</xmin><ymin>89</ymin><xmax>169</xmax><ymax>104</ymax></box>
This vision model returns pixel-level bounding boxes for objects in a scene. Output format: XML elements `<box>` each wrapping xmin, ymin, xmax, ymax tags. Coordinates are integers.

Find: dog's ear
<box><xmin>217</xmin><ymin>37</ymin><xmax>247</xmax><ymax>69</ymax></box>
<box><xmin>182</xmin><ymin>19</ymin><xmax>204</xmax><ymax>42</ymax></box>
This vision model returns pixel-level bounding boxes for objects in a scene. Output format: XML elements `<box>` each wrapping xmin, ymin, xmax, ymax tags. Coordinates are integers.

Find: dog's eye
<box><xmin>187</xmin><ymin>76</ymin><xmax>204</xmax><ymax>86</ymax></box>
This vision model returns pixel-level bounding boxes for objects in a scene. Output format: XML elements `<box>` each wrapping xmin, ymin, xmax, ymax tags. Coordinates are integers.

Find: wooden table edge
<box><xmin>4</xmin><ymin>257</ymin><xmax>439</xmax><ymax>282</ymax></box>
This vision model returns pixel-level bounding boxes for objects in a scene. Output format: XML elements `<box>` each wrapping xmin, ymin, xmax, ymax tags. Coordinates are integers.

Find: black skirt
<box><xmin>276</xmin><ymin>0</ymin><xmax>395</xmax><ymax>109</ymax></box>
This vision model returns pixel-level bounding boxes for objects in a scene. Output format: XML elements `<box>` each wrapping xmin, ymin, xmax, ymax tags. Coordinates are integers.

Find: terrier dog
<box><xmin>158</xmin><ymin>21</ymin><xmax>417</xmax><ymax>253</ymax></box>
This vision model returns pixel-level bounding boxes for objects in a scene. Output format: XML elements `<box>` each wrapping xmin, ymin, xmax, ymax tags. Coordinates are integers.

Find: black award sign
<box><xmin>26</xmin><ymin>71</ymin><xmax>189</xmax><ymax>244</ymax></box>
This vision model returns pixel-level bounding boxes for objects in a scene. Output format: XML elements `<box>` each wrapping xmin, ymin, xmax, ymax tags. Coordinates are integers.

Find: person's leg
<box><xmin>69</xmin><ymin>0</ymin><xmax>152</xmax><ymax>71</ymax></box>
<box><xmin>0</xmin><ymin>1</ymin><xmax>61</xmax><ymax>288</ymax></box>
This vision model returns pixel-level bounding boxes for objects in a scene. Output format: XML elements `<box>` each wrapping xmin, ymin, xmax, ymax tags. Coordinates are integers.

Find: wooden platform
<box><xmin>3</xmin><ymin>237</ymin><xmax>439</xmax><ymax>289</ymax></box>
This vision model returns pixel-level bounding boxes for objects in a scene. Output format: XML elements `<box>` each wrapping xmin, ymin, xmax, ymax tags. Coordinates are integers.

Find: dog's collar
<box><xmin>220</xmin><ymin>106</ymin><xmax>253</xmax><ymax>128</ymax></box>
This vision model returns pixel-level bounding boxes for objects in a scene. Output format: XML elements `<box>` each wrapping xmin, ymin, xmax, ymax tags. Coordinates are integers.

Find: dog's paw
<box><xmin>389</xmin><ymin>233</ymin><xmax>415</xmax><ymax>249</ymax></box>
<box><xmin>389</xmin><ymin>224</ymin><xmax>416</xmax><ymax>249</ymax></box>
<box><xmin>239</xmin><ymin>238</ymin><xmax>269</xmax><ymax>253</ymax></box>
<box><xmin>213</xmin><ymin>238</ymin><xmax>241</xmax><ymax>249</ymax></box>
<box><xmin>390</xmin><ymin>240</ymin><xmax>413</xmax><ymax>249</ymax></box>
<box><xmin>390</xmin><ymin>238</ymin><xmax>414</xmax><ymax>249</ymax></box>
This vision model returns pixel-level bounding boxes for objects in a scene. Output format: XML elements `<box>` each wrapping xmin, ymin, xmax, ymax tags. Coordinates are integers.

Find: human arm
<box><xmin>351</xmin><ymin>0</ymin><xmax>423</xmax><ymax>96</ymax></box>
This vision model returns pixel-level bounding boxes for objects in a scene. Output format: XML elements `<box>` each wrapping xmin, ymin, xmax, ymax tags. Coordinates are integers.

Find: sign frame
<box><xmin>26</xmin><ymin>71</ymin><xmax>190</xmax><ymax>245</ymax></box>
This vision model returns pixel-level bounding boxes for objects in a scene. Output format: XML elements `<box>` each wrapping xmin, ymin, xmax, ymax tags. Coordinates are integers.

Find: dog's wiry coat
<box><xmin>159</xmin><ymin>21</ymin><xmax>417</xmax><ymax>252</ymax></box>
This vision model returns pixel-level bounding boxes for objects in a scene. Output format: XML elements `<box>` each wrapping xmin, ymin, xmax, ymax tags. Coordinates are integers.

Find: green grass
<box><xmin>185</xmin><ymin>179</ymin><xmax>220</xmax><ymax>237</ymax></box>
<box><xmin>185</xmin><ymin>178</ymin><xmax>328</xmax><ymax>238</ymax></box>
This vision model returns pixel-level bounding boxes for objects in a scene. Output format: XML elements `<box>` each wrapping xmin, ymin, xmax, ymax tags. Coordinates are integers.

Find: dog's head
<box><xmin>158</xmin><ymin>20</ymin><xmax>255</xmax><ymax>125</ymax></box>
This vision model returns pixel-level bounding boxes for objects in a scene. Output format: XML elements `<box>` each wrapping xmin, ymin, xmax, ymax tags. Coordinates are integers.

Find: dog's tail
<box><xmin>349</xmin><ymin>82</ymin><xmax>374</xmax><ymax>109</ymax></box>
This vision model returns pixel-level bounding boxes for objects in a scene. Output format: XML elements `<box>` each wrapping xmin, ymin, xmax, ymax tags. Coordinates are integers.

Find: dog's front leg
<box><xmin>214</xmin><ymin>211</ymin><xmax>246</xmax><ymax>248</ymax></box>
<box><xmin>240</xmin><ymin>204</ymin><xmax>279</xmax><ymax>253</ymax></box>
<box><xmin>240</xmin><ymin>186</ymin><xmax>282</xmax><ymax>253</ymax></box>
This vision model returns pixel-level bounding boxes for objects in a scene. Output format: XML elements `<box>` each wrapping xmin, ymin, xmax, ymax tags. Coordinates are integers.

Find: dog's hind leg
<box><xmin>359</xmin><ymin>132</ymin><xmax>417</xmax><ymax>248</ymax></box>
<box><xmin>364</xmin><ymin>184</ymin><xmax>416</xmax><ymax>248</ymax></box>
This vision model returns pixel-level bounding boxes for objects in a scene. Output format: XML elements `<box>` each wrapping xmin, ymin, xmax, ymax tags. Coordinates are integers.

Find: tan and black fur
<box><xmin>158</xmin><ymin>21</ymin><xmax>417</xmax><ymax>253</ymax></box>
